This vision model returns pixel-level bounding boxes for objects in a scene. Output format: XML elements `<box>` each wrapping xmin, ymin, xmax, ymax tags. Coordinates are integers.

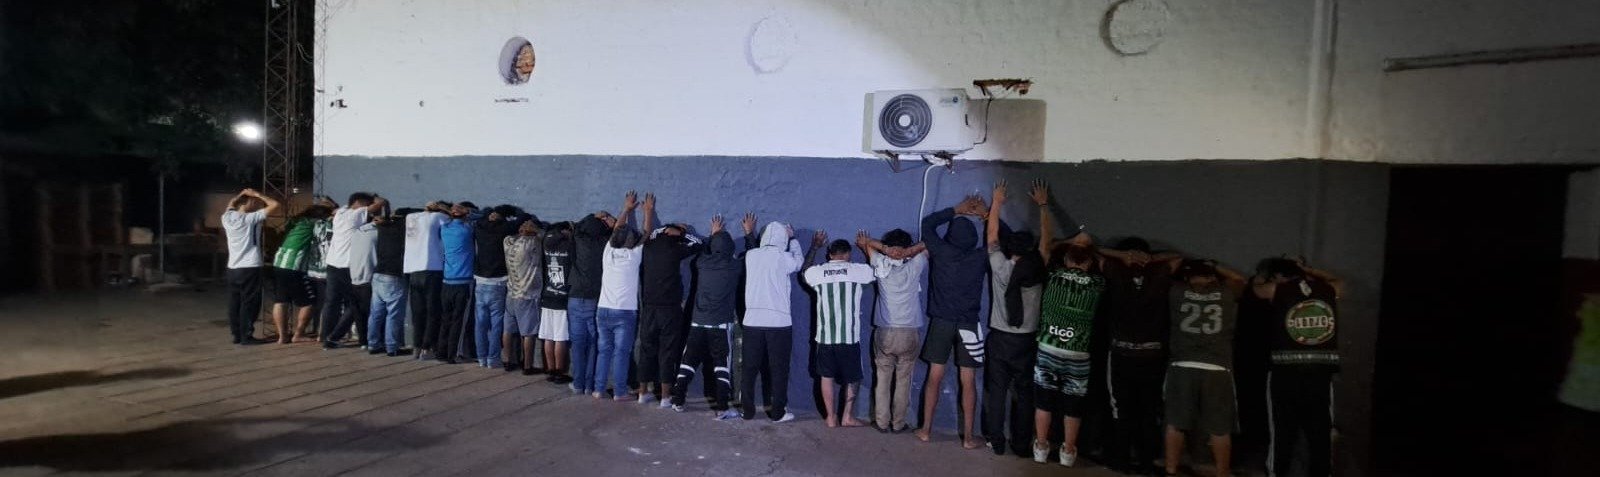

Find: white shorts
<box><xmin>539</xmin><ymin>308</ymin><xmax>570</xmax><ymax>341</ymax></box>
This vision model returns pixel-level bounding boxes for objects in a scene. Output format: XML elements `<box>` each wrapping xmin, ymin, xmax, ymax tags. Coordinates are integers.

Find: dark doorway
<box><xmin>1373</xmin><ymin>167</ymin><xmax>1572</xmax><ymax>475</ymax></box>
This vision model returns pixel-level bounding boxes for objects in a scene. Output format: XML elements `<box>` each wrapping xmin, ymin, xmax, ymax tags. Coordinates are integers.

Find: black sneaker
<box><xmin>368</xmin><ymin>348</ymin><xmax>385</xmax><ymax>355</ymax></box>
<box><xmin>240</xmin><ymin>337</ymin><xmax>270</xmax><ymax>345</ymax></box>
<box><xmin>991</xmin><ymin>440</ymin><xmax>1007</xmax><ymax>456</ymax></box>
<box><xmin>503</xmin><ymin>362</ymin><xmax>520</xmax><ymax>372</ymax></box>
<box><xmin>322</xmin><ymin>342</ymin><xmax>341</xmax><ymax>350</ymax></box>
<box><xmin>552</xmin><ymin>374</ymin><xmax>574</xmax><ymax>384</ymax></box>
<box><xmin>386</xmin><ymin>351</ymin><xmax>399</xmax><ymax>357</ymax></box>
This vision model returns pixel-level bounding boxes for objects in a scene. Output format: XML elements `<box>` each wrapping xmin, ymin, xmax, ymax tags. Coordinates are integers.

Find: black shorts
<box><xmin>920</xmin><ymin>319</ymin><xmax>984</xmax><ymax>368</ymax></box>
<box><xmin>1035</xmin><ymin>388</ymin><xmax>1086</xmax><ymax>417</ymax></box>
<box><xmin>814</xmin><ymin>342</ymin><xmax>862</xmax><ymax>384</ymax></box>
<box><xmin>272</xmin><ymin>268</ymin><xmax>318</xmax><ymax>307</ymax></box>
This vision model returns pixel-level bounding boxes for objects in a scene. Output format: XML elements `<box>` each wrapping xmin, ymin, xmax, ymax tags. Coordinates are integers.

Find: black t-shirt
<box><xmin>540</xmin><ymin>231</ymin><xmax>575</xmax><ymax>309</ymax></box>
<box><xmin>374</xmin><ymin>220</ymin><xmax>406</xmax><ymax>276</ymax></box>
<box><xmin>1102</xmin><ymin>259</ymin><xmax>1173</xmax><ymax>357</ymax></box>
<box><xmin>1268</xmin><ymin>278</ymin><xmax>1339</xmax><ymax>370</ymax></box>
<box><xmin>640</xmin><ymin>234</ymin><xmax>703</xmax><ymax>308</ymax></box>
<box><xmin>473</xmin><ymin>219</ymin><xmax>519</xmax><ymax>279</ymax></box>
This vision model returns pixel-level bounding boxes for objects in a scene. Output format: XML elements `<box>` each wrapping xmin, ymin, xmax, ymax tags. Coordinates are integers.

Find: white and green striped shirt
<box><xmin>804</xmin><ymin>260</ymin><xmax>876</xmax><ymax>345</ymax></box>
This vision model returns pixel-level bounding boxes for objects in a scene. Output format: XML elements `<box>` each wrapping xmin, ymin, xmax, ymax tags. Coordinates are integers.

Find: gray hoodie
<box><xmin>742</xmin><ymin>222</ymin><xmax>804</xmax><ymax>328</ymax></box>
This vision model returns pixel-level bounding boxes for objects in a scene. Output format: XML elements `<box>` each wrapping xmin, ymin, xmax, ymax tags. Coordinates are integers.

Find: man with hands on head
<box><xmin>222</xmin><ymin>188</ymin><xmax>280</xmax><ymax>345</ymax></box>
<box><xmin>917</xmin><ymin>193</ymin><xmax>992</xmax><ymax>449</ymax></box>
<box><xmin>638</xmin><ymin>193</ymin><xmax>705</xmax><ymax>407</ymax></box>
<box><xmin>801</xmin><ymin>229</ymin><xmax>877</xmax><ymax>428</ymax></box>
<box><xmin>858</xmin><ymin>228</ymin><xmax>927</xmax><ymax>433</ymax></box>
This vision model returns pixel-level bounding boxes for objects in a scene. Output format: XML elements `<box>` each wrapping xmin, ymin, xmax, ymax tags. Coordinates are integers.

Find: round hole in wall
<box><xmin>1101</xmin><ymin>0</ymin><xmax>1171</xmax><ymax>56</ymax></box>
<box><xmin>499</xmin><ymin>37</ymin><xmax>535</xmax><ymax>85</ymax></box>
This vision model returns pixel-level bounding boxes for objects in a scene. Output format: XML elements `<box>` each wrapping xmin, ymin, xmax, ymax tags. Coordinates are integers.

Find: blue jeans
<box><xmin>367</xmin><ymin>274</ymin><xmax>407</xmax><ymax>353</ymax></box>
<box><xmin>594</xmin><ymin>307</ymin><xmax>638</xmax><ymax>396</ymax></box>
<box><xmin>474</xmin><ymin>282</ymin><xmax>507</xmax><ymax>365</ymax></box>
<box><xmin>568</xmin><ymin>297</ymin><xmax>600</xmax><ymax>393</ymax></box>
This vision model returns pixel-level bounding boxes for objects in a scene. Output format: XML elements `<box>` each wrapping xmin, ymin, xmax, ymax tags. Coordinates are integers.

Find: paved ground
<box><xmin>0</xmin><ymin>288</ymin><xmax>1122</xmax><ymax>477</ymax></box>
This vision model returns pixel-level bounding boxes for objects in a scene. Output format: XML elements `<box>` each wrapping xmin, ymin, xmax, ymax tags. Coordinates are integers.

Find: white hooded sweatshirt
<box><xmin>743</xmin><ymin>221</ymin><xmax>804</xmax><ymax>327</ymax></box>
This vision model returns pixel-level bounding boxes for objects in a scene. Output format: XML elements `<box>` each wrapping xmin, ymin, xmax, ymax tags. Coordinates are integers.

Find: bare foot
<box><xmin>915</xmin><ymin>427</ymin><xmax>931</xmax><ymax>442</ymax></box>
<box><xmin>962</xmin><ymin>437</ymin><xmax>984</xmax><ymax>450</ymax></box>
<box><xmin>292</xmin><ymin>334</ymin><xmax>311</xmax><ymax>343</ymax></box>
<box><xmin>840</xmin><ymin>418</ymin><xmax>866</xmax><ymax>428</ymax></box>
<box><xmin>825</xmin><ymin>417</ymin><xmax>838</xmax><ymax>428</ymax></box>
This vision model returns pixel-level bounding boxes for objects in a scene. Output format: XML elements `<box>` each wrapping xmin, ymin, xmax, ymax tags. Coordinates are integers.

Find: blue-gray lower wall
<box><xmin>322</xmin><ymin>154</ymin><xmax>1388</xmax><ymax>472</ymax></box>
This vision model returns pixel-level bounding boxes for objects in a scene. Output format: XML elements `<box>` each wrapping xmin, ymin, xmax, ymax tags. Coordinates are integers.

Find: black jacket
<box><xmin>374</xmin><ymin>219</ymin><xmax>406</xmax><ymax>277</ymax></box>
<box><xmin>569</xmin><ymin>215</ymin><xmax>610</xmax><ymax>299</ymax></box>
<box><xmin>472</xmin><ymin>217</ymin><xmax>523</xmax><ymax>279</ymax></box>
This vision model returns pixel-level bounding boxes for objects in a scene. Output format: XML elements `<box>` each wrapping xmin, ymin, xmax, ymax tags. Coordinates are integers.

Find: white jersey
<box><xmin>803</xmin><ymin>260</ymin><xmax>876</xmax><ymax>344</ymax></box>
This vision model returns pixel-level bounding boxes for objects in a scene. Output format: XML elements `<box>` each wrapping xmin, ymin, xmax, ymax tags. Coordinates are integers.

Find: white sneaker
<box><xmin>716</xmin><ymin>409</ymin><xmax>741</xmax><ymax>421</ymax></box>
<box><xmin>637</xmin><ymin>394</ymin><xmax>657</xmax><ymax>405</ymax></box>
<box><xmin>775</xmin><ymin>412</ymin><xmax>795</xmax><ymax>423</ymax></box>
<box><xmin>659</xmin><ymin>399</ymin><xmax>673</xmax><ymax>410</ymax></box>
<box><xmin>672</xmin><ymin>403</ymin><xmax>685</xmax><ymax>412</ymax></box>
<box><xmin>1032</xmin><ymin>441</ymin><xmax>1049</xmax><ymax>464</ymax></box>
<box><xmin>1058</xmin><ymin>445</ymin><xmax>1076</xmax><ymax>467</ymax></box>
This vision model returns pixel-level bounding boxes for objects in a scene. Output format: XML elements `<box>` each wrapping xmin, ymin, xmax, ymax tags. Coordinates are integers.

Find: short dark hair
<box><xmin>662</xmin><ymin>224</ymin><xmax>686</xmax><ymax>235</ymax></box>
<box><xmin>1177</xmin><ymin>258</ymin><xmax>1219</xmax><ymax>280</ymax></box>
<box><xmin>348</xmin><ymin>192</ymin><xmax>375</xmax><ymax>206</ymax></box>
<box><xmin>456</xmin><ymin>201</ymin><xmax>478</xmax><ymax>210</ymax></box>
<box><xmin>1114</xmin><ymin>236</ymin><xmax>1151</xmax><ymax>253</ymax></box>
<box><xmin>881</xmin><ymin>229</ymin><xmax>913</xmax><ymax>248</ymax></box>
<box><xmin>1002</xmin><ymin>230</ymin><xmax>1035</xmax><ymax>258</ymax></box>
<box><xmin>827</xmin><ymin>239</ymin><xmax>852</xmax><ymax>257</ymax></box>
<box><xmin>1261</xmin><ymin>257</ymin><xmax>1303</xmax><ymax>280</ymax></box>
<box><xmin>392</xmin><ymin>207</ymin><xmax>422</xmax><ymax>217</ymax></box>
<box><xmin>491</xmin><ymin>204</ymin><xmax>520</xmax><ymax>217</ymax></box>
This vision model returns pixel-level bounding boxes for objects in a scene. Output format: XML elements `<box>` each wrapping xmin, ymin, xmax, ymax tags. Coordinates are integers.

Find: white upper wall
<box><xmin>1328</xmin><ymin>0</ymin><xmax>1600</xmax><ymax>164</ymax></box>
<box><xmin>315</xmin><ymin>0</ymin><xmax>1317</xmax><ymax>161</ymax></box>
<box><xmin>315</xmin><ymin>0</ymin><xmax>1600</xmax><ymax>164</ymax></box>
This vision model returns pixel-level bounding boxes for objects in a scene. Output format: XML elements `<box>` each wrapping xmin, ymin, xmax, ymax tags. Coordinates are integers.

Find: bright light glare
<box><xmin>233</xmin><ymin>122</ymin><xmax>263</xmax><ymax>142</ymax></box>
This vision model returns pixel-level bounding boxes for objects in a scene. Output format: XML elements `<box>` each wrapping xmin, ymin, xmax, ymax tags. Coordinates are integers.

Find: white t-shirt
<box><xmin>347</xmin><ymin>223</ymin><xmax>378</xmax><ymax>285</ymax></box>
<box><xmin>403</xmin><ymin>211</ymin><xmax>449</xmax><ymax>273</ymax></box>
<box><xmin>871</xmin><ymin>252</ymin><xmax>927</xmax><ymax>328</ymax></box>
<box><xmin>598</xmin><ymin>242</ymin><xmax>643</xmax><ymax>311</ymax></box>
<box><xmin>325</xmin><ymin>207</ymin><xmax>369</xmax><ymax>268</ymax></box>
<box><xmin>222</xmin><ymin>209</ymin><xmax>267</xmax><ymax>269</ymax></box>
<box><xmin>803</xmin><ymin>260</ymin><xmax>876</xmax><ymax>344</ymax></box>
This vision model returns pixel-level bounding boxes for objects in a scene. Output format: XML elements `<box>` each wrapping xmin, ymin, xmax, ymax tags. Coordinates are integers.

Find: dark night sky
<box><xmin>0</xmin><ymin>0</ymin><xmax>268</xmax><ymax>178</ymax></box>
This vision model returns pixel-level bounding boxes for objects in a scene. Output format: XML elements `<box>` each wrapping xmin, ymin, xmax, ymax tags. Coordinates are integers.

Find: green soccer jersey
<box><xmin>1037</xmin><ymin>268</ymin><xmax>1106</xmax><ymax>356</ymax></box>
<box><xmin>272</xmin><ymin>218</ymin><xmax>316</xmax><ymax>271</ymax></box>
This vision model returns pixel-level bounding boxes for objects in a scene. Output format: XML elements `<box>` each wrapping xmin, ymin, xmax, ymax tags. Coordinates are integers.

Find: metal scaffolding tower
<box><xmin>261</xmin><ymin>0</ymin><xmax>302</xmax><ymax>220</ymax></box>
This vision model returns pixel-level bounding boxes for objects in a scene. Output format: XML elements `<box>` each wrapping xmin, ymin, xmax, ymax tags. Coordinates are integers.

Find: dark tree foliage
<box><xmin>0</xmin><ymin>0</ymin><xmax>266</xmax><ymax>179</ymax></box>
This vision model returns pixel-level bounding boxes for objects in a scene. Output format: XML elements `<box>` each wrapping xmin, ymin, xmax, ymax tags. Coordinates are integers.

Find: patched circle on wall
<box><xmin>746</xmin><ymin>16</ymin><xmax>798</xmax><ymax>74</ymax></box>
<box><xmin>500</xmin><ymin>37</ymin><xmax>535</xmax><ymax>85</ymax></box>
<box><xmin>1101</xmin><ymin>0</ymin><xmax>1171</xmax><ymax>56</ymax></box>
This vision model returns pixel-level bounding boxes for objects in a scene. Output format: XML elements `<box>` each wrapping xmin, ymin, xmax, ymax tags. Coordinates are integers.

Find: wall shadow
<box><xmin>0</xmin><ymin>367</ymin><xmax>191</xmax><ymax>400</ymax></box>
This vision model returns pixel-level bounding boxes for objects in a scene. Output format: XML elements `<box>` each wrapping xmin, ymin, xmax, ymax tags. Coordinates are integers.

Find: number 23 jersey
<box><xmin>1167</xmin><ymin>284</ymin><xmax>1238</xmax><ymax>368</ymax></box>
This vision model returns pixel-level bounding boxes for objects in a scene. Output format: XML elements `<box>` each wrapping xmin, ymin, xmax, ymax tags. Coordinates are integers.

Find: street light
<box><xmin>233</xmin><ymin>121</ymin><xmax>263</xmax><ymax>142</ymax></box>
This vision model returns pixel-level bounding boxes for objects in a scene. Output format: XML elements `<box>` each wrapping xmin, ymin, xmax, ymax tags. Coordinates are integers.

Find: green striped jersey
<box><xmin>1037</xmin><ymin>268</ymin><xmax>1105</xmax><ymax>355</ymax></box>
<box><xmin>272</xmin><ymin>218</ymin><xmax>316</xmax><ymax>271</ymax></box>
<box><xmin>803</xmin><ymin>261</ymin><xmax>876</xmax><ymax>345</ymax></box>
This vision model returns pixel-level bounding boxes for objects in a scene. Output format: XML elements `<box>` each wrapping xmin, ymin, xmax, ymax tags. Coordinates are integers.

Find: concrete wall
<box><xmin>314</xmin><ymin>0</ymin><xmax>1319</xmax><ymax>161</ymax></box>
<box><xmin>1328</xmin><ymin>0</ymin><xmax>1600</xmax><ymax>163</ymax></box>
<box><xmin>323</xmin><ymin>154</ymin><xmax>1390</xmax><ymax>473</ymax></box>
<box><xmin>1567</xmin><ymin>168</ymin><xmax>1600</xmax><ymax>259</ymax></box>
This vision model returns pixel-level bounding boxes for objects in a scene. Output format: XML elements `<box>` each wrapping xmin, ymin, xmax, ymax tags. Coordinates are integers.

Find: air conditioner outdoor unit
<box><xmin>868</xmin><ymin>88</ymin><xmax>974</xmax><ymax>155</ymax></box>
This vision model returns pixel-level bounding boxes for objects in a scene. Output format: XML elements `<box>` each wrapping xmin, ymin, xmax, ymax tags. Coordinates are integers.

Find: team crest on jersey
<box><xmin>1285</xmin><ymin>299</ymin><xmax>1335</xmax><ymax>345</ymax></box>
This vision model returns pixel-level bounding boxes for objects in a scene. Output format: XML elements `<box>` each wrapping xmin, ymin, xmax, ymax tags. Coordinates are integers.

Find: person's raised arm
<box><xmin>640</xmin><ymin>192</ymin><xmax>655</xmax><ymax>240</ymax></box>
<box><xmin>856</xmin><ymin>230</ymin><xmax>876</xmax><ymax>261</ymax></box>
<box><xmin>987</xmin><ymin>180</ymin><xmax>1007</xmax><ymax>248</ymax></box>
<box><xmin>617</xmin><ymin>191</ymin><xmax>638</xmax><ymax>231</ymax></box>
<box><xmin>805</xmin><ymin>229</ymin><xmax>827</xmax><ymax>267</ymax></box>
<box><xmin>365</xmin><ymin>196</ymin><xmax>387</xmax><ymax>216</ymax></box>
<box><xmin>922</xmin><ymin>206</ymin><xmax>956</xmax><ymax>253</ymax></box>
<box><xmin>741</xmin><ymin>212</ymin><xmax>758</xmax><ymax>252</ymax></box>
<box><xmin>1031</xmin><ymin>180</ymin><xmax>1051</xmax><ymax>258</ymax></box>
<box><xmin>783</xmin><ymin>224</ymin><xmax>804</xmax><ymax>271</ymax></box>
<box><xmin>245</xmin><ymin>188</ymin><xmax>280</xmax><ymax>217</ymax></box>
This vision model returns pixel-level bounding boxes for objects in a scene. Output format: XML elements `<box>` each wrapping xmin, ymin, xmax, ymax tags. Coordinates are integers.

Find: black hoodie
<box><xmin>922</xmin><ymin>207</ymin><xmax>988</xmax><ymax>325</ymax></box>
<box><xmin>690</xmin><ymin>231</ymin><xmax>754</xmax><ymax>325</ymax></box>
<box><xmin>472</xmin><ymin>216</ymin><xmax>526</xmax><ymax>279</ymax></box>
